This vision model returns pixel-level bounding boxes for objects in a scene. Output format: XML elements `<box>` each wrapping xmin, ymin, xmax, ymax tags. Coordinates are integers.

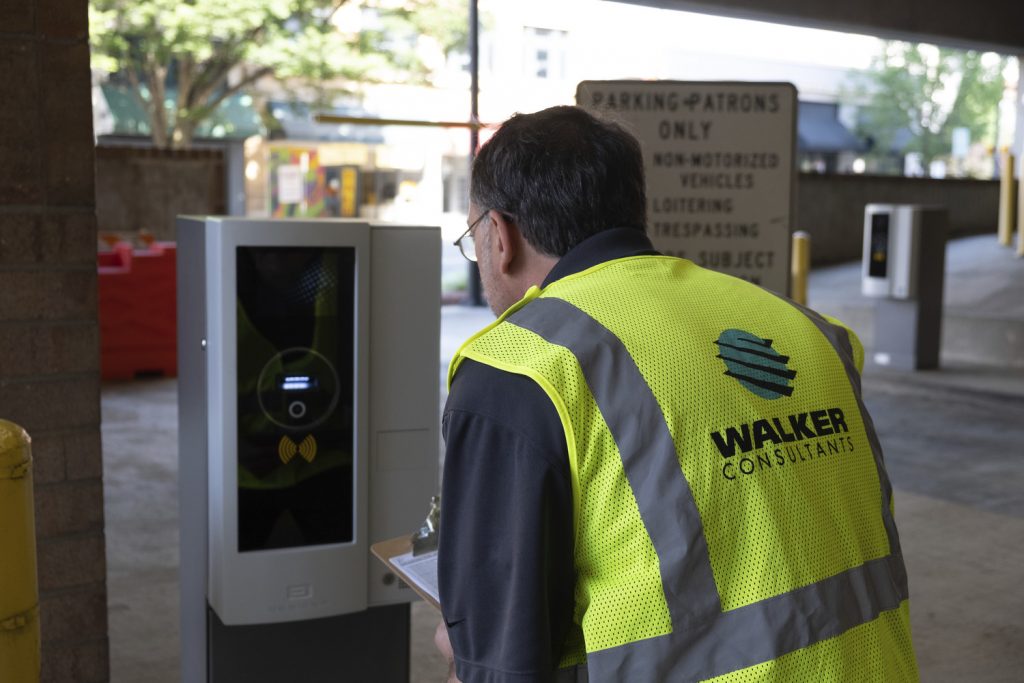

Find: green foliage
<box><xmin>90</xmin><ymin>0</ymin><xmax>468</xmax><ymax>148</ymax></box>
<box><xmin>848</xmin><ymin>42</ymin><xmax>1009</xmax><ymax>171</ymax></box>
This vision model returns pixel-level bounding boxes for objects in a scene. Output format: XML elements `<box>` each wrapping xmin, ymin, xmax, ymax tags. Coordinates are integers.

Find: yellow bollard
<box><xmin>790</xmin><ymin>231</ymin><xmax>811</xmax><ymax>306</ymax></box>
<box><xmin>998</xmin><ymin>147</ymin><xmax>1017</xmax><ymax>247</ymax></box>
<box><xmin>0</xmin><ymin>421</ymin><xmax>40</xmax><ymax>683</ymax></box>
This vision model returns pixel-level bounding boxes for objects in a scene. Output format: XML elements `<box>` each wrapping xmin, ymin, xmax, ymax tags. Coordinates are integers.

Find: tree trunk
<box><xmin>173</xmin><ymin>56</ymin><xmax>197</xmax><ymax>147</ymax></box>
<box><xmin>126</xmin><ymin>67</ymin><xmax>167</xmax><ymax>148</ymax></box>
<box><xmin>144</xmin><ymin>58</ymin><xmax>171</xmax><ymax>148</ymax></box>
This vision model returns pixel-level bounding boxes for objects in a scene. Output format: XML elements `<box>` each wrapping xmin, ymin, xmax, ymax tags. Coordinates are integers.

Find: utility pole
<box><xmin>466</xmin><ymin>0</ymin><xmax>485</xmax><ymax>306</ymax></box>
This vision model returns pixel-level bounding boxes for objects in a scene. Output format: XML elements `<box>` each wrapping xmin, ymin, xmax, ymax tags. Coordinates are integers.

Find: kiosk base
<box><xmin>207</xmin><ymin>604</ymin><xmax>410</xmax><ymax>682</ymax></box>
<box><xmin>872</xmin><ymin>298</ymin><xmax>942</xmax><ymax>371</ymax></box>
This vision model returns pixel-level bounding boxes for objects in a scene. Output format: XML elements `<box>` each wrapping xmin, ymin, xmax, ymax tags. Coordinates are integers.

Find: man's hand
<box><xmin>433</xmin><ymin>620</ymin><xmax>462</xmax><ymax>683</ymax></box>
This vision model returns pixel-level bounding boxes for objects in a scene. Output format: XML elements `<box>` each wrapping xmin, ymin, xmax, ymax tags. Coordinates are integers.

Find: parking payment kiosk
<box><xmin>861</xmin><ymin>205</ymin><xmax>947</xmax><ymax>369</ymax></box>
<box><xmin>177</xmin><ymin>218</ymin><xmax>440</xmax><ymax>682</ymax></box>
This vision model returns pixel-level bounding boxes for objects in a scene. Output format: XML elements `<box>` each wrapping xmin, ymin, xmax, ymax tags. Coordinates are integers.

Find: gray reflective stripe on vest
<box><xmin>508</xmin><ymin>296</ymin><xmax>722</xmax><ymax>628</ymax></box>
<box><xmin>508</xmin><ymin>295</ymin><xmax>908</xmax><ymax>682</ymax></box>
<box><xmin>586</xmin><ymin>553</ymin><xmax>906</xmax><ymax>681</ymax></box>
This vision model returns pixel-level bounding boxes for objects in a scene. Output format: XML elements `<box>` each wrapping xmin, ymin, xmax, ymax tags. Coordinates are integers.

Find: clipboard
<box><xmin>371</xmin><ymin>535</ymin><xmax>441</xmax><ymax>611</ymax></box>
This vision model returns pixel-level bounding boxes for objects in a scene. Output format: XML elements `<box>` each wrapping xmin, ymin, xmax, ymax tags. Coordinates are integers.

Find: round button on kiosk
<box><xmin>287</xmin><ymin>401</ymin><xmax>308</xmax><ymax>420</ymax></box>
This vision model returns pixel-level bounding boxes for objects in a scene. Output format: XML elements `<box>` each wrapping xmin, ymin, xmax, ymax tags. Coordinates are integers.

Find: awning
<box><xmin>100</xmin><ymin>83</ymin><xmax>264</xmax><ymax>140</ymax></box>
<box><xmin>798</xmin><ymin>101</ymin><xmax>867</xmax><ymax>154</ymax></box>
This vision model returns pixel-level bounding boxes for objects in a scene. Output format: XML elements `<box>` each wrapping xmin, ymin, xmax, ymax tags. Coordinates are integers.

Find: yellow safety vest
<box><xmin>449</xmin><ymin>255</ymin><xmax>918</xmax><ymax>682</ymax></box>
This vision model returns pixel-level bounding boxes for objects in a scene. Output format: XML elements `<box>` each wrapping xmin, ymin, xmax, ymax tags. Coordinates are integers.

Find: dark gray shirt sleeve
<box><xmin>438</xmin><ymin>359</ymin><xmax>576</xmax><ymax>683</ymax></box>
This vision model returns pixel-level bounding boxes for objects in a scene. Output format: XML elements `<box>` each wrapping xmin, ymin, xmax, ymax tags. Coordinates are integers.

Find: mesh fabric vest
<box><xmin>449</xmin><ymin>255</ymin><xmax>918</xmax><ymax>682</ymax></box>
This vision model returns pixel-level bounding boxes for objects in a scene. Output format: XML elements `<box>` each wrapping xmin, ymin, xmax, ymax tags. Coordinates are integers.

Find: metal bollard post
<box><xmin>1018</xmin><ymin>202</ymin><xmax>1024</xmax><ymax>258</ymax></box>
<box><xmin>998</xmin><ymin>147</ymin><xmax>1016</xmax><ymax>247</ymax></box>
<box><xmin>790</xmin><ymin>231</ymin><xmax>811</xmax><ymax>306</ymax></box>
<box><xmin>1018</xmin><ymin>156</ymin><xmax>1024</xmax><ymax>258</ymax></box>
<box><xmin>0</xmin><ymin>420</ymin><xmax>40</xmax><ymax>683</ymax></box>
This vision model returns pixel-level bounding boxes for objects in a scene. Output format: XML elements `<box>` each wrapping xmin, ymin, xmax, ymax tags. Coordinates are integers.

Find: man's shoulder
<box><xmin>446</xmin><ymin>358</ymin><xmax>567</xmax><ymax>460</ymax></box>
<box><xmin>448</xmin><ymin>357</ymin><xmax>551</xmax><ymax>418</ymax></box>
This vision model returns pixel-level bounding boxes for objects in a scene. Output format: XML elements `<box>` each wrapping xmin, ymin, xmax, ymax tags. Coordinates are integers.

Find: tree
<box><xmin>90</xmin><ymin>0</ymin><xmax>468</xmax><ymax>148</ymax></box>
<box><xmin>848</xmin><ymin>42</ymin><xmax>1009</xmax><ymax>173</ymax></box>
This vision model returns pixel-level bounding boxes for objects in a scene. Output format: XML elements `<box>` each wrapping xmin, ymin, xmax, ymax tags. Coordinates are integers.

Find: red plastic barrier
<box><xmin>98</xmin><ymin>242</ymin><xmax>177</xmax><ymax>380</ymax></box>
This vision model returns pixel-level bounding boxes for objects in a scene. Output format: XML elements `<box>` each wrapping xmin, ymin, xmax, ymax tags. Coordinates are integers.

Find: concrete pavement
<box><xmin>102</xmin><ymin>235</ymin><xmax>1024</xmax><ymax>682</ymax></box>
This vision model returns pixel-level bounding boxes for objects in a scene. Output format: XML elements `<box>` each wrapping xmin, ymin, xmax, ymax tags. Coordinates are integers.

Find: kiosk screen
<box><xmin>868</xmin><ymin>213</ymin><xmax>890</xmax><ymax>278</ymax></box>
<box><xmin>235</xmin><ymin>246</ymin><xmax>356</xmax><ymax>552</ymax></box>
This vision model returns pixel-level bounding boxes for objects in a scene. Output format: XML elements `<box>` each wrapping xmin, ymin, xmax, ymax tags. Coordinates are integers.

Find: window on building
<box><xmin>524</xmin><ymin>27</ymin><xmax>567</xmax><ymax>81</ymax></box>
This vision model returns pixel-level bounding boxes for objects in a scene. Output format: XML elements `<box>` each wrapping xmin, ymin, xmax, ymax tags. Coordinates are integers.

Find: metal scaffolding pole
<box><xmin>467</xmin><ymin>0</ymin><xmax>484</xmax><ymax>306</ymax></box>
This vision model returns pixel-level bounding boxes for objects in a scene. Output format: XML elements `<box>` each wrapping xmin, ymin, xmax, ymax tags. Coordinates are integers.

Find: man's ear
<box><xmin>489</xmin><ymin>211</ymin><xmax>519</xmax><ymax>275</ymax></box>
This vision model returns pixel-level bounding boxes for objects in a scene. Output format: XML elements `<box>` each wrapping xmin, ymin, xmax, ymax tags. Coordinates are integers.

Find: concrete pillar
<box><xmin>224</xmin><ymin>140</ymin><xmax>247</xmax><ymax>216</ymax></box>
<box><xmin>0</xmin><ymin>0</ymin><xmax>109</xmax><ymax>680</ymax></box>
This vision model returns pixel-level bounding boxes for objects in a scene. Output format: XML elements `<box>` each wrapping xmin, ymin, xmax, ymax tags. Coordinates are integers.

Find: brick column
<box><xmin>0</xmin><ymin>0</ymin><xmax>109</xmax><ymax>681</ymax></box>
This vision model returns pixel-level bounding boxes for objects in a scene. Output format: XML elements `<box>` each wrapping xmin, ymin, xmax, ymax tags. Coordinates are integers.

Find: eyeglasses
<box><xmin>455</xmin><ymin>209</ymin><xmax>492</xmax><ymax>262</ymax></box>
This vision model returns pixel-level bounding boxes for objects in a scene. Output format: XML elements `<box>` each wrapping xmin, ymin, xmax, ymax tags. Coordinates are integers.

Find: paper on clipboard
<box><xmin>372</xmin><ymin>536</ymin><xmax>441</xmax><ymax>610</ymax></box>
<box><xmin>391</xmin><ymin>550</ymin><xmax>440</xmax><ymax>607</ymax></box>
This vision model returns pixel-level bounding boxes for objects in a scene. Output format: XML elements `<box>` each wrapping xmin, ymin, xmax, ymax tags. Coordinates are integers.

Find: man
<box><xmin>436</xmin><ymin>105</ymin><xmax>918</xmax><ymax>682</ymax></box>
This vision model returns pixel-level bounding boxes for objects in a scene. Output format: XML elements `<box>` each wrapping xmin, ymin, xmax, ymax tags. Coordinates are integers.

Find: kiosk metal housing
<box><xmin>177</xmin><ymin>217</ymin><xmax>440</xmax><ymax>682</ymax></box>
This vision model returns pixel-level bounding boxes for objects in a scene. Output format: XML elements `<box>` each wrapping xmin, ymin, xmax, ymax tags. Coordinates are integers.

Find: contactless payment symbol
<box><xmin>277</xmin><ymin>434</ymin><xmax>318</xmax><ymax>464</ymax></box>
<box><xmin>714</xmin><ymin>329</ymin><xmax>796</xmax><ymax>399</ymax></box>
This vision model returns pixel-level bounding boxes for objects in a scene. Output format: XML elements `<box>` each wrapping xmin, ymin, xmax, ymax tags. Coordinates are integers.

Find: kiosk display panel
<box><xmin>236</xmin><ymin>246</ymin><xmax>356</xmax><ymax>552</ymax></box>
<box><xmin>868</xmin><ymin>213</ymin><xmax>890</xmax><ymax>279</ymax></box>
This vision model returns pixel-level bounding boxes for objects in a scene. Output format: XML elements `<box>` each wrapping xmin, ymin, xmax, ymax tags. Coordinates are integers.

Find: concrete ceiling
<box><xmin>609</xmin><ymin>0</ymin><xmax>1024</xmax><ymax>54</ymax></box>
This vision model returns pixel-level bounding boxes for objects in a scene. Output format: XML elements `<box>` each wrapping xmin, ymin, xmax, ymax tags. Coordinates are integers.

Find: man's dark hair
<box><xmin>471</xmin><ymin>105</ymin><xmax>647</xmax><ymax>257</ymax></box>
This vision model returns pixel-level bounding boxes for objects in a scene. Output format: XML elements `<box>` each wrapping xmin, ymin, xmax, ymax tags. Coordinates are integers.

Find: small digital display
<box><xmin>236</xmin><ymin>246</ymin><xmax>356</xmax><ymax>552</ymax></box>
<box><xmin>281</xmin><ymin>375</ymin><xmax>317</xmax><ymax>392</ymax></box>
<box><xmin>868</xmin><ymin>213</ymin><xmax>889</xmax><ymax>278</ymax></box>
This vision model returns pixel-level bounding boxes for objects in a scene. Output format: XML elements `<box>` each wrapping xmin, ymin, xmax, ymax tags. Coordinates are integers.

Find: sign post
<box><xmin>578</xmin><ymin>80</ymin><xmax>797</xmax><ymax>293</ymax></box>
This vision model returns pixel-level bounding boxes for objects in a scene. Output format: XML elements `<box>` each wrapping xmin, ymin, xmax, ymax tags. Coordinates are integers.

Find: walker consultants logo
<box><xmin>714</xmin><ymin>329</ymin><xmax>796</xmax><ymax>399</ymax></box>
<box><xmin>711</xmin><ymin>329</ymin><xmax>857</xmax><ymax>482</ymax></box>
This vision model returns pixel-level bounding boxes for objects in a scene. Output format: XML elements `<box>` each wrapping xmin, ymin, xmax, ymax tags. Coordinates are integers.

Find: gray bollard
<box><xmin>862</xmin><ymin>205</ymin><xmax>948</xmax><ymax>370</ymax></box>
